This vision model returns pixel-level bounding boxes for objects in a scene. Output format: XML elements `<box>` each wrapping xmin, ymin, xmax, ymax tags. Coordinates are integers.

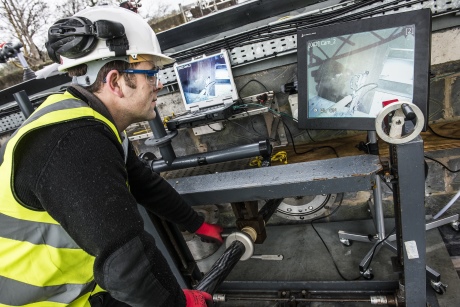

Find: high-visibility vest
<box><xmin>0</xmin><ymin>91</ymin><xmax>125</xmax><ymax>307</ymax></box>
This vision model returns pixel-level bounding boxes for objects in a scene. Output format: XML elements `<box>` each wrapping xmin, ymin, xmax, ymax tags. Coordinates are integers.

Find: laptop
<box><xmin>166</xmin><ymin>49</ymin><xmax>238</xmax><ymax>130</ymax></box>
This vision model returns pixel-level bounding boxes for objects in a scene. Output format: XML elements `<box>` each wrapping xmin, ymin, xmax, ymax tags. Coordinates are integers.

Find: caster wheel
<box><xmin>339</xmin><ymin>238</ymin><xmax>352</xmax><ymax>246</ymax></box>
<box><xmin>431</xmin><ymin>280</ymin><xmax>447</xmax><ymax>295</ymax></box>
<box><xmin>138</xmin><ymin>152</ymin><xmax>157</xmax><ymax>161</ymax></box>
<box><xmin>361</xmin><ymin>268</ymin><xmax>374</xmax><ymax>280</ymax></box>
<box><xmin>451</xmin><ymin>221</ymin><xmax>459</xmax><ymax>232</ymax></box>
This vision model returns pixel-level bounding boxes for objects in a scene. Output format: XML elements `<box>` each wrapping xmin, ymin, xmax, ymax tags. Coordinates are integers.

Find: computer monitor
<box><xmin>297</xmin><ymin>9</ymin><xmax>431</xmax><ymax>131</ymax></box>
<box><xmin>174</xmin><ymin>49</ymin><xmax>238</xmax><ymax>112</ymax></box>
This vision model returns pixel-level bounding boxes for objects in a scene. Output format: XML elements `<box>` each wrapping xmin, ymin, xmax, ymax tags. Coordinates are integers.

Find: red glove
<box><xmin>195</xmin><ymin>222</ymin><xmax>223</xmax><ymax>244</ymax></box>
<box><xmin>183</xmin><ymin>289</ymin><xmax>212</xmax><ymax>307</ymax></box>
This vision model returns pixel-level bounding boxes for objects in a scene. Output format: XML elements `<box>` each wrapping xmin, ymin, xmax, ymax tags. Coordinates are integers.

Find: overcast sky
<box><xmin>164</xmin><ymin>0</ymin><xmax>196</xmax><ymax>8</ymax></box>
<box><xmin>140</xmin><ymin>0</ymin><xmax>196</xmax><ymax>15</ymax></box>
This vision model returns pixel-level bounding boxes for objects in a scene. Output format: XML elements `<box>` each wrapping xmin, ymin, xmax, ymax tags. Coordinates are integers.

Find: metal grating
<box><xmin>230</xmin><ymin>35</ymin><xmax>297</xmax><ymax>65</ymax></box>
<box><xmin>0</xmin><ymin>112</ymin><xmax>25</xmax><ymax>135</ymax></box>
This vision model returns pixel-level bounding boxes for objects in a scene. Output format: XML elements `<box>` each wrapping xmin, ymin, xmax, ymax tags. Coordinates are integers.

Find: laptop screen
<box><xmin>174</xmin><ymin>50</ymin><xmax>238</xmax><ymax>111</ymax></box>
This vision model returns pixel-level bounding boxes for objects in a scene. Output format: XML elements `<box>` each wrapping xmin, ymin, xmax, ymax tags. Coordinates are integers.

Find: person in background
<box><xmin>119</xmin><ymin>0</ymin><xmax>141</xmax><ymax>13</ymax></box>
<box><xmin>0</xmin><ymin>6</ymin><xmax>222</xmax><ymax>307</ymax></box>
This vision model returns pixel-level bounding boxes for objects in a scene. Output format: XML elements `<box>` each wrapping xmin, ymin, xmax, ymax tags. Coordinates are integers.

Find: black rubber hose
<box><xmin>194</xmin><ymin>240</ymin><xmax>246</xmax><ymax>294</ymax></box>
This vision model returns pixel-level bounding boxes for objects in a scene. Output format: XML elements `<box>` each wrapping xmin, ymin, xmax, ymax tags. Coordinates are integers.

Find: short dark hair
<box><xmin>67</xmin><ymin>60</ymin><xmax>138</xmax><ymax>93</ymax></box>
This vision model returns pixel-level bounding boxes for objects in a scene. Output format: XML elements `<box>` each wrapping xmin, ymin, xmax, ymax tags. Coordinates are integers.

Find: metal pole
<box><xmin>367</xmin><ymin>131</ymin><xmax>385</xmax><ymax>239</ymax></box>
<box><xmin>151</xmin><ymin>139</ymin><xmax>271</xmax><ymax>173</ymax></box>
<box><xmin>13</xmin><ymin>90</ymin><xmax>34</xmax><ymax>118</ymax></box>
<box><xmin>178</xmin><ymin>3</ymin><xmax>187</xmax><ymax>22</ymax></box>
<box><xmin>148</xmin><ymin>107</ymin><xmax>176</xmax><ymax>164</ymax></box>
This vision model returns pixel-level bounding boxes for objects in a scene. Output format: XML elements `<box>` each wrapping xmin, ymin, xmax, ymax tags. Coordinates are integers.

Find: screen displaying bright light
<box><xmin>306</xmin><ymin>25</ymin><xmax>415</xmax><ymax>119</ymax></box>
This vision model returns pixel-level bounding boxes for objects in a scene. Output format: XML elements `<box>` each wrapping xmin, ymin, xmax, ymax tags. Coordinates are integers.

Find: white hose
<box><xmin>433</xmin><ymin>189</ymin><xmax>460</xmax><ymax>220</ymax></box>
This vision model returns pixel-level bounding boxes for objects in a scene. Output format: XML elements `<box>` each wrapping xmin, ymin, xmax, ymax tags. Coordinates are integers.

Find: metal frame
<box><xmin>390</xmin><ymin>136</ymin><xmax>427</xmax><ymax>305</ymax></box>
<box><xmin>156</xmin><ymin>136</ymin><xmax>427</xmax><ymax>305</ymax></box>
<box><xmin>168</xmin><ymin>155</ymin><xmax>381</xmax><ymax>205</ymax></box>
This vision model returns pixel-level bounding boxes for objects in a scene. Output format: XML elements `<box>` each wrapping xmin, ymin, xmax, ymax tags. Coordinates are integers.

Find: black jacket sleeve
<box><xmin>14</xmin><ymin>121</ymin><xmax>195</xmax><ymax>307</ymax></box>
<box><xmin>125</xmin><ymin>142</ymin><xmax>204</xmax><ymax>233</ymax></box>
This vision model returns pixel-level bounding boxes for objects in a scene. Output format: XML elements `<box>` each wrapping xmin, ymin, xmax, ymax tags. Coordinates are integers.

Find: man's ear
<box><xmin>105</xmin><ymin>70</ymin><xmax>124</xmax><ymax>98</ymax></box>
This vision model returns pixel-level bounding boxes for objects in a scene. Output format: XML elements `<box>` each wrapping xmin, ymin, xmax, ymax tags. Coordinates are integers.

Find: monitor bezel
<box><xmin>297</xmin><ymin>9</ymin><xmax>431</xmax><ymax>131</ymax></box>
<box><xmin>173</xmin><ymin>49</ymin><xmax>238</xmax><ymax>111</ymax></box>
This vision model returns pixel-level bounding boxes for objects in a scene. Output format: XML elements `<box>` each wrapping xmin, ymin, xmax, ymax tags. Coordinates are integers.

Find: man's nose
<box><xmin>155</xmin><ymin>80</ymin><xmax>163</xmax><ymax>92</ymax></box>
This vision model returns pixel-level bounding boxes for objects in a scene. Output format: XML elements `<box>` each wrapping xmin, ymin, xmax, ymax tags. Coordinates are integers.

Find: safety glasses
<box><xmin>119</xmin><ymin>69</ymin><xmax>160</xmax><ymax>88</ymax></box>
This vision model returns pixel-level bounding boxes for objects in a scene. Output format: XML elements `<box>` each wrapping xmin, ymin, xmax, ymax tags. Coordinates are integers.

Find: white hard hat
<box><xmin>45</xmin><ymin>6</ymin><xmax>174</xmax><ymax>79</ymax></box>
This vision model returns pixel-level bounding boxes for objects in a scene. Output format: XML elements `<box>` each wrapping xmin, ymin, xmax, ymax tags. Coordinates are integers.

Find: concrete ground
<box><xmin>197</xmin><ymin>219</ymin><xmax>460</xmax><ymax>306</ymax></box>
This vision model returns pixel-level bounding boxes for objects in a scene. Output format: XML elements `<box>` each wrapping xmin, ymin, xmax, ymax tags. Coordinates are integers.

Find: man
<box><xmin>308</xmin><ymin>59</ymin><xmax>354</xmax><ymax>117</ymax></box>
<box><xmin>0</xmin><ymin>6</ymin><xmax>222</xmax><ymax>307</ymax></box>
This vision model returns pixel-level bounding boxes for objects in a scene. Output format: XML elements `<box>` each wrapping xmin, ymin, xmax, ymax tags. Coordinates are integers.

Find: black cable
<box><xmin>428</xmin><ymin>125</ymin><xmax>460</xmax><ymax>140</ymax></box>
<box><xmin>305</xmin><ymin>129</ymin><xmax>317</xmax><ymax>143</ymax></box>
<box><xmin>170</xmin><ymin>0</ymin><xmax>381</xmax><ymax>61</ymax></box>
<box><xmin>245</xmin><ymin>110</ymin><xmax>269</xmax><ymax>137</ymax></box>
<box><xmin>234</xmin><ymin>96</ymin><xmax>320</xmax><ymax>149</ymax></box>
<box><xmin>423</xmin><ymin>126</ymin><xmax>460</xmax><ymax>172</ymax></box>
<box><xmin>225</xmin><ymin>118</ymin><xmax>276</xmax><ymax>142</ymax></box>
<box><xmin>234</xmin><ymin>102</ymin><xmax>324</xmax><ymax>155</ymax></box>
<box><xmin>207</xmin><ymin>123</ymin><xmax>225</xmax><ymax>132</ymax></box>
<box><xmin>237</xmin><ymin>79</ymin><xmax>269</xmax><ymax>103</ymax></box>
<box><xmin>424</xmin><ymin>155</ymin><xmax>460</xmax><ymax>173</ymax></box>
<box><xmin>277</xmin><ymin>111</ymin><xmax>317</xmax><ymax>142</ymax></box>
<box><xmin>282</xmin><ymin>120</ymin><xmax>338</xmax><ymax>157</ymax></box>
<box><xmin>168</xmin><ymin>0</ymin><xmax>430</xmax><ymax>63</ymax></box>
<box><xmin>310</xmin><ymin>195</ymin><xmax>362</xmax><ymax>281</ymax></box>
<box><xmin>228</xmin><ymin>79</ymin><xmax>280</xmax><ymax>143</ymax></box>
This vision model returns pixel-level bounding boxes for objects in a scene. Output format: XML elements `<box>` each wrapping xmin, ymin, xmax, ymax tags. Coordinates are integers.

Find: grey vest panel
<box><xmin>0</xmin><ymin>275</ymin><xmax>95</xmax><ymax>305</ymax></box>
<box><xmin>0</xmin><ymin>212</ymin><xmax>80</xmax><ymax>249</ymax></box>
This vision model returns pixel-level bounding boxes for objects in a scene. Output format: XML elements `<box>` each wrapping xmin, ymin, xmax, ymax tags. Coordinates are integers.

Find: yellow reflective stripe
<box><xmin>0</xmin><ymin>237</ymin><xmax>94</xmax><ymax>286</ymax></box>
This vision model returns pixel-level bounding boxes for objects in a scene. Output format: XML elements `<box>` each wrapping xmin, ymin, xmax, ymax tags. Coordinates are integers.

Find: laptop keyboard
<box><xmin>191</xmin><ymin>104</ymin><xmax>223</xmax><ymax>114</ymax></box>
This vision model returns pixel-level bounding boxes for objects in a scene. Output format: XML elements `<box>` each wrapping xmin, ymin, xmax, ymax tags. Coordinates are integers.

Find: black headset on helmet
<box><xmin>45</xmin><ymin>16</ymin><xmax>128</xmax><ymax>64</ymax></box>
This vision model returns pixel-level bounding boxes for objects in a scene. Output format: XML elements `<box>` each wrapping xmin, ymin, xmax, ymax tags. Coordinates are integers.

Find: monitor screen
<box><xmin>297</xmin><ymin>9</ymin><xmax>431</xmax><ymax>131</ymax></box>
<box><xmin>174</xmin><ymin>50</ymin><xmax>238</xmax><ymax>111</ymax></box>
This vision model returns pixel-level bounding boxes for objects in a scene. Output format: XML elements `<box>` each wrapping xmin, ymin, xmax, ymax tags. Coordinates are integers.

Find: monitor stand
<box><xmin>337</xmin><ymin>131</ymin><xmax>451</xmax><ymax>294</ymax></box>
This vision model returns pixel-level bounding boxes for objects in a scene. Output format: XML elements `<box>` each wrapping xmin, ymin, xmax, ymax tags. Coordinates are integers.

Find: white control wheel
<box><xmin>375</xmin><ymin>102</ymin><xmax>424</xmax><ymax>144</ymax></box>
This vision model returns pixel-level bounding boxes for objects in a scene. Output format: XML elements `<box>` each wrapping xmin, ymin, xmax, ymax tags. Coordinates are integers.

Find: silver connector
<box><xmin>370</xmin><ymin>296</ymin><xmax>388</xmax><ymax>305</ymax></box>
<box><xmin>251</xmin><ymin>254</ymin><xmax>284</xmax><ymax>260</ymax></box>
<box><xmin>213</xmin><ymin>293</ymin><xmax>226</xmax><ymax>302</ymax></box>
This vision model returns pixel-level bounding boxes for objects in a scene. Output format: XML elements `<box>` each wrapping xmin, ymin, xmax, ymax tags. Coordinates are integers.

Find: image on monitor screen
<box><xmin>174</xmin><ymin>50</ymin><xmax>237</xmax><ymax>110</ymax></box>
<box><xmin>297</xmin><ymin>9</ymin><xmax>431</xmax><ymax>131</ymax></box>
